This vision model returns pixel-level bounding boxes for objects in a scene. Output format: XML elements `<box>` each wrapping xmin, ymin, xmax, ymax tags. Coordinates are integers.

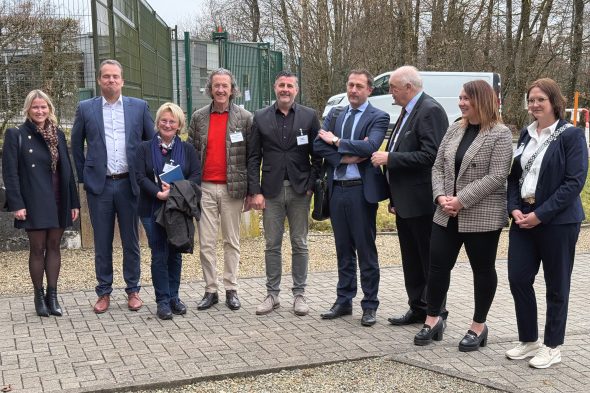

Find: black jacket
<box><xmin>155</xmin><ymin>180</ymin><xmax>202</xmax><ymax>253</ymax></box>
<box><xmin>2</xmin><ymin>120</ymin><xmax>80</xmax><ymax>229</ymax></box>
<box><xmin>385</xmin><ymin>93</ymin><xmax>449</xmax><ymax>218</ymax></box>
<box><xmin>247</xmin><ymin>103</ymin><xmax>321</xmax><ymax>198</ymax></box>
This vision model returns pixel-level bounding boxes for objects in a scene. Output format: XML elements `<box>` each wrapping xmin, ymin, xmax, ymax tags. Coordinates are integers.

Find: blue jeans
<box><xmin>140</xmin><ymin>215</ymin><xmax>182</xmax><ymax>305</ymax></box>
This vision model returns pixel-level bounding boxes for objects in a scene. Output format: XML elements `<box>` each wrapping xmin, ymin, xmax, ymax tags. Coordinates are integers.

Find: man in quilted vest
<box><xmin>188</xmin><ymin>68</ymin><xmax>253</xmax><ymax>311</ymax></box>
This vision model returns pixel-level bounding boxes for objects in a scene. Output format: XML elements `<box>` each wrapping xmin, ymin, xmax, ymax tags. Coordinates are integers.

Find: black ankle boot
<box><xmin>45</xmin><ymin>287</ymin><xmax>63</xmax><ymax>316</ymax></box>
<box><xmin>34</xmin><ymin>287</ymin><xmax>50</xmax><ymax>317</ymax></box>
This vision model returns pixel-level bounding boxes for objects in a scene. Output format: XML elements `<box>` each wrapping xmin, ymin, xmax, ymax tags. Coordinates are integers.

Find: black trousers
<box><xmin>426</xmin><ymin>218</ymin><xmax>501</xmax><ymax>323</ymax></box>
<box><xmin>508</xmin><ymin>221</ymin><xmax>580</xmax><ymax>347</ymax></box>
<box><xmin>396</xmin><ymin>214</ymin><xmax>433</xmax><ymax>313</ymax></box>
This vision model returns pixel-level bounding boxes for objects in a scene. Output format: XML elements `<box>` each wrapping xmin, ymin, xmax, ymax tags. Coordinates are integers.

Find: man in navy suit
<box><xmin>71</xmin><ymin>59</ymin><xmax>155</xmax><ymax>313</ymax></box>
<box><xmin>315</xmin><ymin>69</ymin><xmax>390</xmax><ymax>326</ymax></box>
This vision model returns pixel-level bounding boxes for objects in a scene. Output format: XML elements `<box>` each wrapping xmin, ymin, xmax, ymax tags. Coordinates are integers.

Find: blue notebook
<box><xmin>159</xmin><ymin>165</ymin><xmax>184</xmax><ymax>184</ymax></box>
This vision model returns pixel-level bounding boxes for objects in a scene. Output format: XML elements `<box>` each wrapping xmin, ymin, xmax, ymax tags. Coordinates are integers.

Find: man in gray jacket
<box><xmin>188</xmin><ymin>68</ymin><xmax>253</xmax><ymax>311</ymax></box>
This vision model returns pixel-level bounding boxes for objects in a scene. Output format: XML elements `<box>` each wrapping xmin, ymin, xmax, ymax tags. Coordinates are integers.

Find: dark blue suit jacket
<box><xmin>507</xmin><ymin>119</ymin><xmax>588</xmax><ymax>224</ymax></box>
<box><xmin>71</xmin><ymin>96</ymin><xmax>155</xmax><ymax>196</ymax></box>
<box><xmin>314</xmin><ymin>103</ymin><xmax>390</xmax><ymax>204</ymax></box>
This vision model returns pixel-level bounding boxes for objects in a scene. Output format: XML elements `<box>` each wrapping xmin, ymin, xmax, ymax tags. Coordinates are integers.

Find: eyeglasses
<box><xmin>159</xmin><ymin>119</ymin><xmax>177</xmax><ymax>126</ymax></box>
<box><xmin>527</xmin><ymin>97</ymin><xmax>549</xmax><ymax>105</ymax></box>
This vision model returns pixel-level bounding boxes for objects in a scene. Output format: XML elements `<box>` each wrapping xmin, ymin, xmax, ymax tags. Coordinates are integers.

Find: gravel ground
<box><xmin>1</xmin><ymin>226</ymin><xmax>589</xmax><ymax>296</ymax></box>
<box><xmin>131</xmin><ymin>357</ymin><xmax>501</xmax><ymax>393</ymax></box>
<box><xmin>2</xmin><ymin>227</ymin><xmax>588</xmax><ymax>393</ymax></box>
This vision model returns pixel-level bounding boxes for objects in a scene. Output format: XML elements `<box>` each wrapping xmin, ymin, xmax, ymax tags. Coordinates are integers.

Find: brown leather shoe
<box><xmin>127</xmin><ymin>292</ymin><xmax>143</xmax><ymax>311</ymax></box>
<box><xmin>94</xmin><ymin>295</ymin><xmax>110</xmax><ymax>314</ymax></box>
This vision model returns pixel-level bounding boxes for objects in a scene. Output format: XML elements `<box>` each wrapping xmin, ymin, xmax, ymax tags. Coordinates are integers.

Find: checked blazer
<box><xmin>432</xmin><ymin>121</ymin><xmax>513</xmax><ymax>232</ymax></box>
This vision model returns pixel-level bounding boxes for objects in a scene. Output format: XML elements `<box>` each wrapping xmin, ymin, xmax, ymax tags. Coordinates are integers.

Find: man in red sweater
<box><xmin>188</xmin><ymin>69</ymin><xmax>253</xmax><ymax>311</ymax></box>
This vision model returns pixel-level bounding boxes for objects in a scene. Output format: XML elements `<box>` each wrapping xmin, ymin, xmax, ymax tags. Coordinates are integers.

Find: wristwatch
<box><xmin>332</xmin><ymin>136</ymin><xmax>339</xmax><ymax>145</ymax></box>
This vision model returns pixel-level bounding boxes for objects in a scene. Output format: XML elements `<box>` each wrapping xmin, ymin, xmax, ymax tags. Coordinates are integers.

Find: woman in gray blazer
<box><xmin>414</xmin><ymin>80</ymin><xmax>512</xmax><ymax>351</ymax></box>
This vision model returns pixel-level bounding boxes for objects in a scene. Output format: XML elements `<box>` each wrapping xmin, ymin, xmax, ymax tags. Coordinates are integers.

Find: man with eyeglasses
<box><xmin>72</xmin><ymin>59</ymin><xmax>155</xmax><ymax>313</ymax></box>
<box><xmin>247</xmin><ymin>71</ymin><xmax>322</xmax><ymax>316</ymax></box>
<box><xmin>188</xmin><ymin>68</ymin><xmax>253</xmax><ymax>311</ymax></box>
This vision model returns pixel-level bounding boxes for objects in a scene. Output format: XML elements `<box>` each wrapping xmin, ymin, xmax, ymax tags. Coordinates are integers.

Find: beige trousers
<box><xmin>197</xmin><ymin>181</ymin><xmax>243</xmax><ymax>292</ymax></box>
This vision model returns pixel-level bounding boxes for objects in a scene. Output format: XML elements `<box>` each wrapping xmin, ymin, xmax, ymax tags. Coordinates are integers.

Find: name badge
<box><xmin>296</xmin><ymin>128</ymin><xmax>309</xmax><ymax>145</ymax></box>
<box><xmin>514</xmin><ymin>143</ymin><xmax>525</xmax><ymax>157</ymax></box>
<box><xmin>230</xmin><ymin>130</ymin><xmax>244</xmax><ymax>143</ymax></box>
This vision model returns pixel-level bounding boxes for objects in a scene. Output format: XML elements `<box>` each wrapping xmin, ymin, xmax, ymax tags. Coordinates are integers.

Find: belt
<box><xmin>333</xmin><ymin>179</ymin><xmax>363</xmax><ymax>187</ymax></box>
<box><xmin>106</xmin><ymin>172</ymin><xmax>129</xmax><ymax>180</ymax></box>
<box><xmin>522</xmin><ymin>197</ymin><xmax>535</xmax><ymax>205</ymax></box>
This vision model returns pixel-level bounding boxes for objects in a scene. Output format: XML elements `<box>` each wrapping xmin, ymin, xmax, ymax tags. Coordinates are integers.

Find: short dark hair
<box><xmin>347</xmin><ymin>69</ymin><xmax>374</xmax><ymax>88</ymax></box>
<box><xmin>97</xmin><ymin>59</ymin><xmax>123</xmax><ymax>78</ymax></box>
<box><xmin>527</xmin><ymin>78</ymin><xmax>567</xmax><ymax>120</ymax></box>
<box><xmin>205</xmin><ymin>68</ymin><xmax>241</xmax><ymax>100</ymax></box>
<box><xmin>274</xmin><ymin>70</ymin><xmax>298</xmax><ymax>86</ymax></box>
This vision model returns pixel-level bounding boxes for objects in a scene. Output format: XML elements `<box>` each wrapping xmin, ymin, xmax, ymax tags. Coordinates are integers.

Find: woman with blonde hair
<box><xmin>135</xmin><ymin>102</ymin><xmax>201</xmax><ymax>320</ymax></box>
<box><xmin>2</xmin><ymin>89</ymin><xmax>80</xmax><ymax>317</ymax></box>
<box><xmin>414</xmin><ymin>80</ymin><xmax>512</xmax><ymax>350</ymax></box>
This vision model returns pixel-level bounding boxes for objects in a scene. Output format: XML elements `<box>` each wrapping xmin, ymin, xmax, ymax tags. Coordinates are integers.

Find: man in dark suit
<box><xmin>315</xmin><ymin>69</ymin><xmax>390</xmax><ymax>326</ymax></box>
<box><xmin>371</xmin><ymin>65</ymin><xmax>448</xmax><ymax>325</ymax></box>
<box><xmin>247</xmin><ymin>71</ymin><xmax>321</xmax><ymax>316</ymax></box>
<box><xmin>71</xmin><ymin>59</ymin><xmax>155</xmax><ymax>313</ymax></box>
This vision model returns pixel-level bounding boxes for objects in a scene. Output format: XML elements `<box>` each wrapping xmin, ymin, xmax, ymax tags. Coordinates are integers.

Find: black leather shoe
<box><xmin>459</xmin><ymin>325</ymin><xmax>488</xmax><ymax>352</ymax></box>
<box><xmin>45</xmin><ymin>286</ymin><xmax>63</xmax><ymax>316</ymax></box>
<box><xmin>414</xmin><ymin>317</ymin><xmax>445</xmax><ymax>346</ymax></box>
<box><xmin>197</xmin><ymin>292</ymin><xmax>219</xmax><ymax>310</ymax></box>
<box><xmin>34</xmin><ymin>287</ymin><xmax>49</xmax><ymax>317</ymax></box>
<box><xmin>170</xmin><ymin>298</ymin><xmax>187</xmax><ymax>315</ymax></box>
<box><xmin>388</xmin><ymin>309</ymin><xmax>426</xmax><ymax>325</ymax></box>
<box><xmin>157</xmin><ymin>303</ymin><xmax>173</xmax><ymax>320</ymax></box>
<box><xmin>321</xmin><ymin>303</ymin><xmax>352</xmax><ymax>319</ymax></box>
<box><xmin>225</xmin><ymin>290</ymin><xmax>241</xmax><ymax>310</ymax></box>
<box><xmin>361</xmin><ymin>309</ymin><xmax>377</xmax><ymax>326</ymax></box>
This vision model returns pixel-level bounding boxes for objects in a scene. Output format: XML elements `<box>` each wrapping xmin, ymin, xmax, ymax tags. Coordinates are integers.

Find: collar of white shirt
<box><xmin>526</xmin><ymin>119</ymin><xmax>559</xmax><ymax>140</ymax></box>
<box><xmin>102</xmin><ymin>95</ymin><xmax>123</xmax><ymax>107</ymax></box>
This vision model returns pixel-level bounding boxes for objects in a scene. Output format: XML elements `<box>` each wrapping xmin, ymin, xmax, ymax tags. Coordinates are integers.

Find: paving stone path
<box><xmin>1</xmin><ymin>254</ymin><xmax>589</xmax><ymax>393</ymax></box>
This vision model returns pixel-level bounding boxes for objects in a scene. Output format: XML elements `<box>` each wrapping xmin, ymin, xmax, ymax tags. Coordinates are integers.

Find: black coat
<box><xmin>2</xmin><ymin>120</ymin><xmax>80</xmax><ymax>229</ymax></box>
<box><xmin>385</xmin><ymin>93</ymin><xmax>449</xmax><ymax>218</ymax></box>
<box><xmin>135</xmin><ymin>139</ymin><xmax>201</xmax><ymax>218</ymax></box>
<box><xmin>247</xmin><ymin>103</ymin><xmax>322</xmax><ymax>198</ymax></box>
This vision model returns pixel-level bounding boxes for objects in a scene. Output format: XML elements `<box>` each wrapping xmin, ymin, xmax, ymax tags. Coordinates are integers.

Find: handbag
<box><xmin>311</xmin><ymin>107</ymin><xmax>343</xmax><ymax>221</ymax></box>
<box><xmin>312</xmin><ymin>165</ymin><xmax>330</xmax><ymax>220</ymax></box>
<box><xmin>1</xmin><ymin>130</ymin><xmax>22</xmax><ymax>212</ymax></box>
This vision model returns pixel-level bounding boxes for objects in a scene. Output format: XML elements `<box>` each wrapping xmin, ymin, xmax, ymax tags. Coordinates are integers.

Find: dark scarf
<box><xmin>150</xmin><ymin>134</ymin><xmax>184</xmax><ymax>179</ymax></box>
<box><xmin>35</xmin><ymin>120</ymin><xmax>59</xmax><ymax>173</ymax></box>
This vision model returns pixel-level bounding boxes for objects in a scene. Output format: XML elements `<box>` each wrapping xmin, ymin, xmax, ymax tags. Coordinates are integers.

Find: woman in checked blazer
<box><xmin>413</xmin><ymin>80</ymin><xmax>513</xmax><ymax>351</ymax></box>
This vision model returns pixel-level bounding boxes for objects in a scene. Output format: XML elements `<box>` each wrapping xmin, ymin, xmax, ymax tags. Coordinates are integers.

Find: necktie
<box><xmin>389</xmin><ymin>107</ymin><xmax>407</xmax><ymax>151</ymax></box>
<box><xmin>336</xmin><ymin>109</ymin><xmax>360</xmax><ymax>178</ymax></box>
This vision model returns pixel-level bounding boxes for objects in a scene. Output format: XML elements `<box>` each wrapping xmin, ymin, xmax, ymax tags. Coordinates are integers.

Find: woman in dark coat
<box><xmin>505</xmin><ymin>78</ymin><xmax>588</xmax><ymax>368</ymax></box>
<box><xmin>135</xmin><ymin>102</ymin><xmax>201</xmax><ymax>320</ymax></box>
<box><xmin>2</xmin><ymin>89</ymin><xmax>80</xmax><ymax>317</ymax></box>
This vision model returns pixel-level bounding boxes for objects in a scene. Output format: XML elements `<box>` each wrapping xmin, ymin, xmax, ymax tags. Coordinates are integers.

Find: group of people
<box><xmin>2</xmin><ymin>60</ymin><xmax>586</xmax><ymax>370</ymax></box>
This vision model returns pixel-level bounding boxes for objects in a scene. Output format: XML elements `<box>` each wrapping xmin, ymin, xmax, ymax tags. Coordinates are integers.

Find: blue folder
<box><xmin>159</xmin><ymin>165</ymin><xmax>184</xmax><ymax>184</ymax></box>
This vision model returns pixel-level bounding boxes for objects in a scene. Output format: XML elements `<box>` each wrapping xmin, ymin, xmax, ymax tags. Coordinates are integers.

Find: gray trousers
<box><xmin>262</xmin><ymin>183</ymin><xmax>311</xmax><ymax>297</ymax></box>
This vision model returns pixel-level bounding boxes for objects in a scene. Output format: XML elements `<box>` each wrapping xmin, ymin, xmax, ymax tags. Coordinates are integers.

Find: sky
<box><xmin>147</xmin><ymin>0</ymin><xmax>206</xmax><ymax>28</ymax></box>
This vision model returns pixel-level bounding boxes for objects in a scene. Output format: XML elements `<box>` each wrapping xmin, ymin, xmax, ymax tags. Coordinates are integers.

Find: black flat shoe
<box><xmin>388</xmin><ymin>309</ymin><xmax>426</xmax><ymax>325</ymax></box>
<box><xmin>414</xmin><ymin>317</ymin><xmax>445</xmax><ymax>346</ymax></box>
<box><xmin>197</xmin><ymin>292</ymin><xmax>219</xmax><ymax>310</ymax></box>
<box><xmin>320</xmin><ymin>303</ymin><xmax>352</xmax><ymax>319</ymax></box>
<box><xmin>170</xmin><ymin>298</ymin><xmax>187</xmax><ymax>315</ymax></box>
<box><xmin>225</xmin><ymin>290</ymin><xmax>241</xmax><ymax>310</ymax></box>
<box><xmin>157</xmin><ymin>303</ymin><xmax>173</xmax><ymax>320</ymax></box>
<box><xmin>361</xmin><ymin>309</ymin><xmax>376</xmax><ymax>326</ymax></box>
<box><xmin>459</xmin><ymin>325</ymin><xmax>488</xmax><ymax>352</ymax></box>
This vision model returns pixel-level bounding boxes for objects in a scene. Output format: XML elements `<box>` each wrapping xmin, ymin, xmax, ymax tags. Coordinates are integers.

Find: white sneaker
<box><xmin>256</xmin><ymin>294</ymin><xmax>280</xmax><ymax>315</ymax></box>
<box><xmin>293</xmin><ymin>295</ymin><xmax>309</xmax><ymax>316</ymax></box>
<box><xmin>529</xmin><ymin>345</ymin><xmax>561</xmax><ymax>369</ymax></box>
<box><xmin>505</xmin><ymin>340</ymin><xmax>542</xmax><ymax>360</ymax></box>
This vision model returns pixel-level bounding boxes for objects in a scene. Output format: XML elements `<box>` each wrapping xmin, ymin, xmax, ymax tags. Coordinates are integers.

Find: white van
<box><xmin>323</xmin><ymin>71</ymin><xmax>502</xmax><ymax>128</ymax></box>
